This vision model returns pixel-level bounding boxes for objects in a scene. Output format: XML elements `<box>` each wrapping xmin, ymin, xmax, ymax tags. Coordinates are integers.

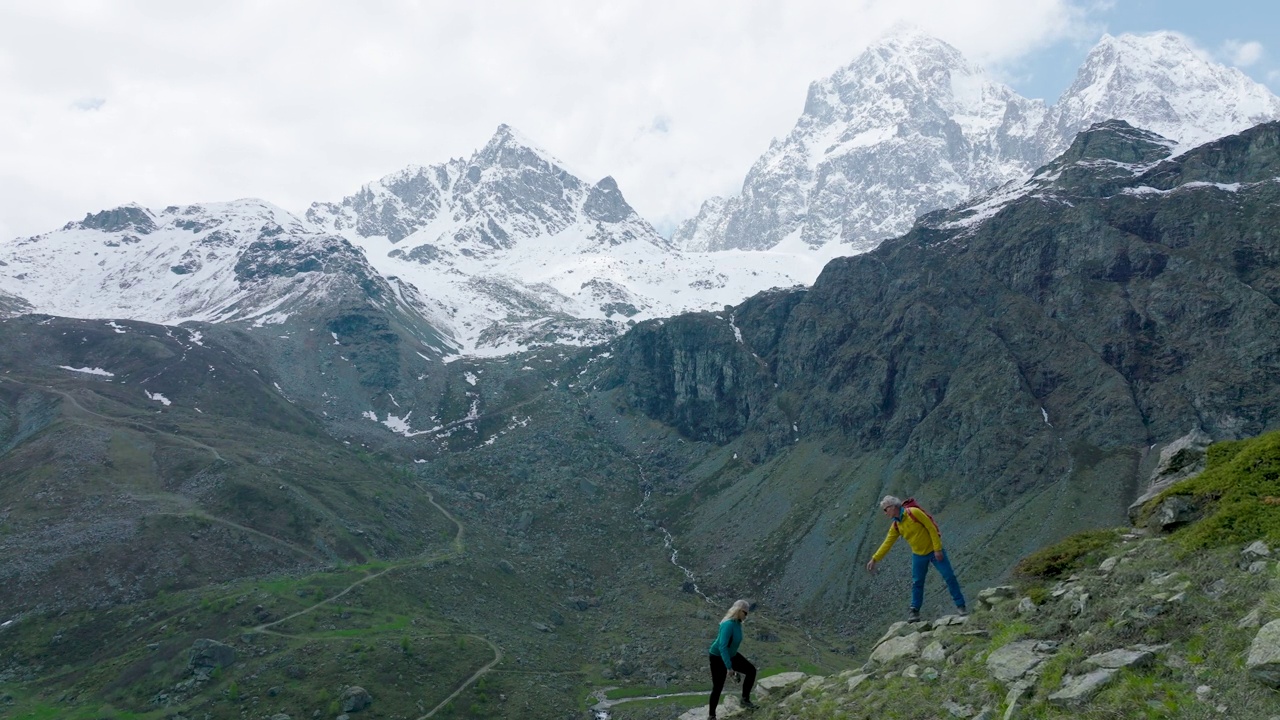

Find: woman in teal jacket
<box><xmin>707</xmin><ymin>599</ymin><xmax>757</xmax><ymax>718</ymax></box>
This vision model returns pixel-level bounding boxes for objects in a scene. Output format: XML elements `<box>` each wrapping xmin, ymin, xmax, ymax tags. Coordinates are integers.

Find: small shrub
<box><xmin>1014</xmin><ymin>529</ymin><xmax>1118</xmax><ymax>579</ymax></box>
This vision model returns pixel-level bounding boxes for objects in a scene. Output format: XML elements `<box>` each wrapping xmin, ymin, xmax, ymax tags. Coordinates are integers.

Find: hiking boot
<box><xmin>741</xmin><ymin>698</ymin><xmax>758</xmax><ymax>710</ymax></box>
<box><xmin>908</xmin><ymin>608</ymin><xmax>921</xmax><ymax>622</ymax></box>
<box><xmin>957</xmin><ymin>605</ymin><xmax>968</xmax><ymax>617</ymax></box>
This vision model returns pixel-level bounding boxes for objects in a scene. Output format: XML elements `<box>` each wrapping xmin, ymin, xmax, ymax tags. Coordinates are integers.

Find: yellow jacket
<box><xmin>872</xmin><ymin>506</ymin><xmax>942</xmax><ymax>561</ymax></box>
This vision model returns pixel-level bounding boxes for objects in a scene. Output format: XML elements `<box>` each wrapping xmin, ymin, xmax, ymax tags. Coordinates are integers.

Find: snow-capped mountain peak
<box><xmin>1042</xmin><ymin>32</ymin><xmax>1280</xmax><ymax>157</ymax></box>
<box><xmin>676</xmin><ymin>28</ymin><xmax>1043</xmax><ymax>253</ymax></box>
<box><xmin>308</xmin><ymin>125</ymin><xmax>781</xmax><ymax>356</ymax></box>
<box><xmin>675</xmin><ymin>30</ymin><xmax>1280</xmax><ymax>254</ymax></box>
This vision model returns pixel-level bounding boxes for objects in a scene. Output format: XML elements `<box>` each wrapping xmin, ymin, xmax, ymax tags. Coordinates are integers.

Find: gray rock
<box><xmin>496</xmin><ymin>559</ymin><xmax>516</xmax><ymax>575</ymax></box>
<box><xmin>1249</xmin><ymin>561</ymin><xmax>1270</xmax><ymax>574</ymax></box>
<box><xmin>532</xmin><ymin>622</ymin><xmax>552</xmax><ymax>633</ymax></box>
<box><xmin>187</xmin><ymin>639</ymin><xmax>236</xmax><ymax>675</ymax></box>
<box><xmin>567</xmin><ymin>596</ymin><xmax>600</xmax><ymax>611</ymax></box>
<box><xmin>1247</xmin><ymin>619</ymin><xmax>1280</xmax><ymax>687</ymax></box>
<box><xmin>1085</xmin><ymin>648</ymin><xmax>1155</xmax><ymax>669</ymax></box>
<box><xmin>1002</xmin><ymin>678</ymin><xmax>1035</xmax><ymax>720</ymax></box>
<box><xmin>978</xmin><ymin>586</ymin><xmax>1018</xmax><ymax>605</ymax></box>
<box><xmin>1243</xmin><ymin>540</ymin><xmax>1271</xmax><ymax>562</ymax></box>
<box><xmin>922</xmin><ymin>640</ymin><xmax>947</xmax><ymax>663</ymax></box>
<box><xmin>1146</xmin><ymin>496</ymin><xmax>1197</xmax><ymax>532</ymax></box>
<box><xmin>869</xmin><ymin>632</ymin><xmax>923</xmax><ymax>665</ymax></box>
<box><xmin>757</xmin><ymin>671</ymin><xmax>807</xmax><ymax>693</ymax></box>
<box><xmin>1128</xmin><ymin>428</ymin><xmax>1212</xmax><ymax>519</ymax></box>
<box><xmin>921</xmin><ymin>667</ymin><xmax>940</xmax><ymax>681</ymax></box>
<box><xmin>1016</xmin><ymin>597</ymin><xmax>1037</xmax><ymax>615</ymax></box>
<box><xmin>516</xmin><ymin>510</ymin><xmax>534</xmax><ymax>532</ymax></box>
<box><xmin>844</xmin><ymin>673</ymin><xmax>869</xmax><ymax>691</ymax></box>
<box><xmin>1240</xmin><ymin>607</ymin><xmax>1264</xmax><ymax>629</ymax></box>
<box><xmin>873</xmin><ymin>620</ymin><xmax>916</xmax><ymax>646</ymax></box>
<box><xmin>942</xmin><ymin>699</ymin><xmax>975</xmax><ymax>718</ymax></box>
<box><xmin>986</xmin><ymin>641</ymin><xmax>1047</xmax><ymax>683</ymax></box>
<box><xmin>340</xmin><ymin>685</ymin><xmax>372</xmax><ymax>713</ymax></box>
<box><xmin>1049</xmin><ymin>669</ymin><xmax>1118</xmax><ymax>706</ymax></box>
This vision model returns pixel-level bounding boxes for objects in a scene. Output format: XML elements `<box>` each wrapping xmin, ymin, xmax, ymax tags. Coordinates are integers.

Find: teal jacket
<box><xmin>708</xmin><ymin>618</ymin><xmax>743</xmax><ymax>667</ymax></box>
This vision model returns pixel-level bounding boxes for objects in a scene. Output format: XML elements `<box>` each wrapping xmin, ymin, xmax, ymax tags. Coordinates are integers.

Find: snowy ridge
<box><xmin>675</xmin><ymin>29</ymin><xmax>1280</xmax><ymax>254</ymax></box>
<box><xmin>0</xmin><ymin>127</ymin><xmax>831</xmax><ymax>357</ymax></box>
<box><xmin>307</xmin><ymin>125</ymin><xmax>831</xmax><ymax>356</ymax></box>
<box><xmin>0</xmin><ymin>199</ymin><xmax>456</xmax><ymax>348</ymax></box>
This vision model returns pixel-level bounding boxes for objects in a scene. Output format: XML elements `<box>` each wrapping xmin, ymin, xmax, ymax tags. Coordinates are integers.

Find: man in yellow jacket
<box><xmin>866</xmin><ymin>495</ymin><xmax>966</xmax><ymax>622</ymax></box>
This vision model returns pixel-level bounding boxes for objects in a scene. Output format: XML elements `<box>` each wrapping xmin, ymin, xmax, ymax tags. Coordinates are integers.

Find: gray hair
<box><xmin>879</xmin><ymin>495</ymin><xmax>902</xmax><ymax>510</ymax></box>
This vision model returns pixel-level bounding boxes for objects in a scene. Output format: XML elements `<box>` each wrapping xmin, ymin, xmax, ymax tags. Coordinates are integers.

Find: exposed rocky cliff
<box><xmin>605</xmin><ymin>120</ymin><xmax>1280</xmax><ymax>634</ymax></box>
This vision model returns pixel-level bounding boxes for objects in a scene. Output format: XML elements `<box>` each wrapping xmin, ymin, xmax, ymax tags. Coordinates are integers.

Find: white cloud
<box><xmin>0</xmin><ymin>1</ymin><xmax>1091</xmax><ymax>242</ymax></box>
<box><xmin>1222</xmin><ymin>39</ymin><xmax>1265</xmax><ymax>67</ymax></box>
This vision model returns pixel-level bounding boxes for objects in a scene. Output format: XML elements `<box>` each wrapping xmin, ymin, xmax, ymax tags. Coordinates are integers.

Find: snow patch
<box><xmin>144</xmin><ymin>390</ymin><xmax>171</xmax><ymax>406</ymax></box>
<box><xmin>58</xmin><ymin>365</ymin><xmax>114</xmax><ymax>377</ymax></box>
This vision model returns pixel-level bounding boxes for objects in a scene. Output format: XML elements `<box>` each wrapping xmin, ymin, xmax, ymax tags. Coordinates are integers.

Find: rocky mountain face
<box><xmin>674</xmin><ymin>30</ymin><xmax>1280</xmax><ymax>254</ymax></box>
<box><xmin>605</xmin><ymin>120</ymin><xmax>1280</xmax><ymax>636</ymax></box>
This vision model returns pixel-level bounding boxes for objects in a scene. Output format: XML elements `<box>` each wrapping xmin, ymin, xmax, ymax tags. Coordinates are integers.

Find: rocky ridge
<box><xmin>673</xmin><ymin>538</ymin><xmax>1280</xmax><ymax>719</ymax></box>
<box><xmin>674</xmin><ymin>30</ymin><xmax>1280</xmax><ymax>254</ymax></box>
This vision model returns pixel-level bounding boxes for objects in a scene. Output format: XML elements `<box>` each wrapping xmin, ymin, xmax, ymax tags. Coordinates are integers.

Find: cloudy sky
<box><xmin>1</xmin><ymin>0</ymin><xmax>1276</xmax><ymax>241</ymax></box>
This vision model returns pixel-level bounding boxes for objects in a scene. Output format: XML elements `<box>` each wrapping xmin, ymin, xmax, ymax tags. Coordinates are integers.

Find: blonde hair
<box><xmin>722</xmin><ymin>599</ymin><xmax>750</xmax><ymax>621</ymax></box>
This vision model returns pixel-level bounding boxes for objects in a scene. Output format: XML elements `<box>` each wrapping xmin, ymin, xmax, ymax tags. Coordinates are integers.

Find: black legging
<box><xmin>708</xmin><ymin>653</ymin><xmax>756</xmax><ymax>716</ymax></box>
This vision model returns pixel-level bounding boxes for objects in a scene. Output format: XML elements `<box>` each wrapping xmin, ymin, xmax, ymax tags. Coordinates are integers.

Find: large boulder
<box><xmin>1128</xmin><ymin>428</ymin><xmax>1212</xmax><ymax>520</ymax></box>
<box><xmin>1247</xmin><ymin>619</ymin><xmax>1280</xmax><ymax>687</ymax></box>
<box><xmin>341</xmin><ymin>686</ymin><xmax>373</xmax><ymax>713</ymax></box>
<box><xmin>1146</xmin><ymin>496</ymin><xmax>1198</xmax><ymax>532</ymax></box>
<box><xmin>187</xmin><ymin>639</ymin><xmax>236</xmax><ymax>678</ymax></box>
<box><xmin>986</xmin><ymin>641</ymin><xmax>1048</xmax><ymax>683</ymax></box>
<box><xmin>869</xmin><ymin>632</ymin><xmax>923</xmax><ymax>665</ymax></box>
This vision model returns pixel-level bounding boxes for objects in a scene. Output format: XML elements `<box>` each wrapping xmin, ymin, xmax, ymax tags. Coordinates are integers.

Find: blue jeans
<box><xmin>911</xmin><ymin>550</ymin><xmax>966</xmax><ymax>611</ymax></box>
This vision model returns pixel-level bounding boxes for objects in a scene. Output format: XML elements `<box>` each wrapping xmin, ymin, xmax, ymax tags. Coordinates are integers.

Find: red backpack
<box><xmin>900</xmin><ymin>498</ymin><xmax>942</xmax><ymax>537</ymax></box>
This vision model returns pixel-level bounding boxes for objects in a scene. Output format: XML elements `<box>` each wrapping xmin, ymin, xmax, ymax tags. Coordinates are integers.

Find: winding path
<box><xmin>245</xmin><ymin>485</ymin><xmax>505</xmax><ymax>719</ymax></box>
